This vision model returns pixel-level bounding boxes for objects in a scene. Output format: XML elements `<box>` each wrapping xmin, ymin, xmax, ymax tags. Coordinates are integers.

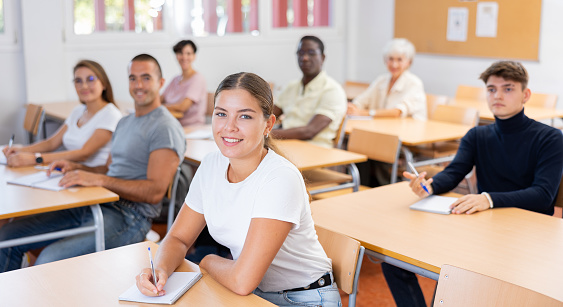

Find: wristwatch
<box><xmin>369</xmin><ymin>109</ymin><xmax>377</xmax><ymax>117</ymax></box>
<box><xmin>35</xmin><ymin>153</ymin><xmax>43</xmax><ymax>164</ymax></box>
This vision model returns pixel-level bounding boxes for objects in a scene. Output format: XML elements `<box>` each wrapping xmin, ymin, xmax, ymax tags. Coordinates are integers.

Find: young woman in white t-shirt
<box><xmin>3</xmin><ymin>60</ymin><xmax>122</xmax><ymax>167</ymax></box>
<box><xmin>136</xmin><ymin>72</ymin><xmax>341</xmax><ymax>306</ymax></box>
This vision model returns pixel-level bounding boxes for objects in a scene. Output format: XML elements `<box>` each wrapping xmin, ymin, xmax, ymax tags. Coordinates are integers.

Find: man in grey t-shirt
<box><xmin>0</xmin><ymin>54</ymin><xmax>186</xmax><ymax>272</ymax></box>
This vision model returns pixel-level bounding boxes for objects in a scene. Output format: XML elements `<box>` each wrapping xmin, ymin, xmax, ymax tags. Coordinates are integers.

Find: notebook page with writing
<box><xmin>0</xmin><ymin>146</ymin><xmax>6</xmax><ymax>164</ymax></box>
<box><xmin>119</xmin><ymin>272</ymin><xmax>202</xmax><ymax>305</ymax></box>
<box><xmin>409</xmin><ymin>195</ymin><xmax>457</xmax><ymax>215</ymax></box>
<box><xmin>7</xmin><ymin>172</ymin><xmax>65</xmax><ymax>191</ymax></box>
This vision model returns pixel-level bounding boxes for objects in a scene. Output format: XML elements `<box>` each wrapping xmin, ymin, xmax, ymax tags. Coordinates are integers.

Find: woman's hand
<box><xmin>135</xmin><ymin>268</ymin><xmax>169</xmax><ymax>296</ymax></box>
<box><xmin>7</xmin><ymin>152</ymin><xmax>36</xmax><ymax>167</ymax></box>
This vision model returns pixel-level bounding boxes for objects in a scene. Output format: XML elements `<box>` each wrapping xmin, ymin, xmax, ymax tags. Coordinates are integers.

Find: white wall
<box><xmin>348</xmin><ymin>0</ymin><xmax>563</xmax><ymax>109</ymax></box>
<box><xmin>2</xmin><ymin>0</ymin><xmax>563</xmax><ymax>144</ymax></box>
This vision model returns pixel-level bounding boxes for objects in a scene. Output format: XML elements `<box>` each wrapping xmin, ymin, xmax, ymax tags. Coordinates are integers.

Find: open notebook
<box><xmin>7</xmin><ymin>171</ymin><xmax>64</xmax><ymax>191</ymax></box>
<box><xmin>409</xmin><ymin>195</ymin><xmax>457</xmax><ymax>215</ymax></box>
<box><xmin>119</xmin><ymin>272</ymin><xmax>202</xmax><ymax>305</ymax></box>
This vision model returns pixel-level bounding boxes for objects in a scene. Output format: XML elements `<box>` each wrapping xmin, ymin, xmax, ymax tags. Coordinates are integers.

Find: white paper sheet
<box><xmin>476</xmin><ymin>2</ymin><xmax>498</xmax><ymax>37</ymax></box>
<box><xmin>447</xmin><ymin>7</ymin><xmax>469</xmax><ymax>42</ymax></box>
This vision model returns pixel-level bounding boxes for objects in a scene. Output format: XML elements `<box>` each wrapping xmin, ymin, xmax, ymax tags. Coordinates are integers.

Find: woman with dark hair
<box><xmin>137</xmin><ymin>72</ymin><xmax>341</xmax><ymax>306</ymax></box>
<box><xmin>161</xmin><ymin>40</ymin><xmax>207</xmax><ymax>126</ymax></box>
<box><xmin>3</xmin><ymin>59</ymin><xmax>122</xmax><ymax>167</ymax></box>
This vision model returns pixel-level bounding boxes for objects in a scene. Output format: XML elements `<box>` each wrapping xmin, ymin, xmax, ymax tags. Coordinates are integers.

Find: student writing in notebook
<box><xmin>2</xmin><ymin>60</ymin><xmax>122</xmax><ymax>167</ymax></box>
<box><xmin>386</xmin><ymin>61</ymin><xmax>563</xmax><ymax>307</ymax></box>
<box><xmin>0</xmin><ymin>55</ymin><xmax>185</xmax><ymax>272</ymax></box>
<box><xmin>136</xmin><ymin>72</ymin><xmax>341</xmax><ymax>306</ymax></box>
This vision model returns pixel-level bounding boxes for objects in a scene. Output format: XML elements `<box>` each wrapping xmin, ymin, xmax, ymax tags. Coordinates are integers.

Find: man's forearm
<box><xmin>101</xmin><ymin>176</ymin><xmax>168</xmax><ymax>204</ymax></box>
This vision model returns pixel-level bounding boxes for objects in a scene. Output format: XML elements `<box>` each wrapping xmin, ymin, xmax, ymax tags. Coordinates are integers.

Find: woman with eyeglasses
<box><xmin>2</xmin><ymin>60</ymin><xmax>122</xmax><ymax>167</ymax></box>
<box><xmin>161</xmin><ymin>40</ymin><xmax>207</xmax><ymax>127</ymax></box>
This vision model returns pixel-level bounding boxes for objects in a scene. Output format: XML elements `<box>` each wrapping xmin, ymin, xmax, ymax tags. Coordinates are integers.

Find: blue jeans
<box><xmin>381</xmin><ymin>263</ymin><xmax>427</xmax><ymax>307</ymax></box>
<box><xmin>0</xmin><ymin>200</ymin><xmax>151</xmax><ymax>272</ymax></box>
<box><xmin>253</xmin><ymin>275</ymin><xmax>342</xmax><ymax>307</ymax></box>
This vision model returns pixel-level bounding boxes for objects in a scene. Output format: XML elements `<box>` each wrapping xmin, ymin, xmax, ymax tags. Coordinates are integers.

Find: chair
<box><xmin>426</xmin><ymin>93</ymin><xmax>450</xmax><ymax>119</ymax></box>
<box><xmin>24</xmin><ymin>104</ymin><xmax>45</xmax><ymax>144</ymax></box>
<box><xmin>315</xmin><ymin>225</ymin><xmax>364</xmax><ymax>307</ymax></box>
<box><xmin>344</xmin><ymin>81</ymin><xmax>370</xmax><ymax>101</ymax></box>
<box><xmin>455</xmin><ymin>85</ymin><xmax>486</xmax><ymax>101</ymax></box>
<box><xmin>205</xmin><ymin>92</ymin><xmax>215</xmax><ymax>124</ymax></box>
<box><xmin>333</xmin><ymin>115</ymin><xmax>348</xmax><ymax>149</ymax></box>
<box><xmin>433</xmin><ymin>264</ymin><xmax>563</xmax><ymax>307</ymax></box>
<box><xmin>167</xmin><ymin>165</ymin><xmax>182</xmax><ymax>231</ymax></box>
<box><xmin>527</xmin><ymin>92</ymin><xmax>558</xmax><ymax>109</ymax></box>
<box><xmin>413</xmin><ymin>104</ymin><xmax>479</xmax><ymax>159</ymax></box>
<box><xmin>348</xmin><ymin>128</ymin><xmax>402</xmax><ymax>184</ymax></box>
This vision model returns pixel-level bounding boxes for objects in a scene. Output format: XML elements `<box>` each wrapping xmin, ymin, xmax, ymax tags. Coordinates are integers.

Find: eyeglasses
<box><xmin>296</xmin><ymin>49</ymin><xmax>321</xmax><ymax>57</ymax></box>
<box><xmin>73</xmin><ymin>75</ymin><xmax>98</xmax><ymax>86</ymax></box>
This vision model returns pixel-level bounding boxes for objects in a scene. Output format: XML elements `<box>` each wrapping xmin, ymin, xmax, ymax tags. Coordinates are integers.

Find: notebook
<box><xmin>0</xmin><ymin>146</ymin><xmax>6</xmax><ymax>164</ymax></box>
<box><xmin>7</xmin><ymin>171</ymin><xmax>65</xmax><ymax>191</ymax></box>
<box><xmin>119</xmin><ymin>271</ymin><xmax>202</xmax><ymax>305</ymax></box>
<box><xmin>409</xmin><ymin>195</ymin><xmax>457</xmax><ymax>215</ymax></box>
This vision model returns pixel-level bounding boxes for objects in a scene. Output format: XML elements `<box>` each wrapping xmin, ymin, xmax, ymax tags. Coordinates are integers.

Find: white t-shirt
<box><xmin>63</xmin><ymin>103</ymin><xmax>122</xmax><ymax>167</ymax></box>
<box><xmin>186</xmin><ymin>150</ymin><xmax>332</xmax><ymax>292</ymax></box>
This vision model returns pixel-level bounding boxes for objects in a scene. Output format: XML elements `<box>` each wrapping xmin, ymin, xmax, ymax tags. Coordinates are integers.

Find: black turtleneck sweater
<box><xmin>431</xmin><ymin>108</ymin><xmax>563</xmax><ymax>215</ymax></box>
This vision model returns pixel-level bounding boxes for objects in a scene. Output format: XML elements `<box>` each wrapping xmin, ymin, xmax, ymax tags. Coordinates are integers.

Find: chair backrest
<box><xmin>315</xmin><ymin>225</ymin><xmax>364</xmax><ymax>307</ymax></box>
<box><xmin>167</xmin><ymin>166</ymin><xmax>183</xmax><ymax>231</ymax></box>
<box><xmin>344</xmin><ymin>81</ymin><xmax>370</xmax><ymax>101</ymax></box>
<box><xmin>434</xmin><ymin>264</ymin><xmax>563</xmax><ymax>307</ymax></box>
<box><xmin>554</xmin><ymin>175</ymin><xmax>563</xmax><ymax>209</ymax></box>
<box><xmin>24</xmin><ymin>104</ymin><xmax>45</xmax><ymax>144</ymax></box>
<box><xmin>432</xmin><ymin>104</ymin><xmax>480</xmax><ymax>127</ymax></box>
<box><xmin>333</xmin><ymin>116</ymin><xmax>347</xmax><ymax>149</ymax></box>
<box><xmin>347</xmin><ymin>128</ymin><xmax>402</xmax><ymax>184</ymax></box>
<box><xmin>455</xmin><ymin>85</ymin><xmax>486</xmax><ymax>101</ymax></box>
<box><xmin>527</xmin><ymin>92</ymin><xmax>557</xmax><ymax>109</ymax></box>
<box><xmin>426</xmin><ymin>93</ymin><xmax>450</xmax><ymax>118</ymax></box>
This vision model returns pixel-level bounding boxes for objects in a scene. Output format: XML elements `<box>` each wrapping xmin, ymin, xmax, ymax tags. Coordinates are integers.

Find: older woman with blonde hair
<box><xmin>347</xmin><ymin>38</ymin><xmax>427</xmax><ymax>120</ymax></box>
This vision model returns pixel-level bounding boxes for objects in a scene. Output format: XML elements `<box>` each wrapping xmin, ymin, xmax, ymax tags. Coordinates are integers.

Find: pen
<box><xmin>8</xmin><ymin>134</ymin><xmax>14</xmax><ymax>149</ymax></box>
<box><xmin>407</xmin><ymin>162</ymin><xmax>430</xmax><ymax>195</ymax></box>
<box><xmin>148</xmin><ymin>247</ymin><xmax>157</xmax><ymax>286</ymax></box>
<box><xmin>34</xmin><ymin>165</ymin><xmax>62</xmax><ymax>171</ymax></box>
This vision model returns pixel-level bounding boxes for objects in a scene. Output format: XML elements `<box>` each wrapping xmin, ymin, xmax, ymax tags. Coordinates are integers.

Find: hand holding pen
<box><xmin>3</xmin><ymin>134</ymin><xmax>18</xmax><ymax>157</ymax></box>
<box><xmin>136</xmin><ymin>247</ymin><xmax>168</xmax><ymax>297</ymax></box>
<box><xmin>404</xmin><ymin>162</ymin><xmax>433</xmax><ymax>198</ymax></box>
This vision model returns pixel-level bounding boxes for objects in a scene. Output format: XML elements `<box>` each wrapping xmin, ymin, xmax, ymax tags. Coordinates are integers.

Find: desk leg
<box><xmin>347</xmin><ymin>163</ymin><xmax>360</xmax><ymax>192</ymax></box>
<box><xmin>90</xmin><ymin>204</ymin><xmax>105</xmax><ymax>252</ymax></box>
<box><xmin>365</xmin><ymin>249</ymin><xmax>439</xmax><ymax>281</ymax></box>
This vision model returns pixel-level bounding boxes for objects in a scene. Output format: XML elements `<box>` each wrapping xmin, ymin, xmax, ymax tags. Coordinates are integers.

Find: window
<box><xmin>0</xmin><ymin>0</ymin><xmax>4</xmax><ymax>34</ymax></box>
<box><xmin>273</xmin><ymin>0</ymin><xmax>330</xmax><ymax>28</ymax></box>
<box><xmin>73</xmin><ymin>0</ymin><xmax>164</xmax><ymax>35</ymax></box>
<box><xmin>177</xmin><ymin>0</ymin><xmax>259</xmax><ymax>37</ymax></box>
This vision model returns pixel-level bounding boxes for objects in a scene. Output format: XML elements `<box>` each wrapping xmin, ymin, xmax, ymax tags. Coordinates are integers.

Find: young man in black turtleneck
<box><xmin>385</xmin><ymin>60</ymin><xmax>563</xmax><ymax>307</ymax></box>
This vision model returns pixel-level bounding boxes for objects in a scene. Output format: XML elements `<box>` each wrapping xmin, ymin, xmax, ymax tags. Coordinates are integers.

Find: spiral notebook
<box><xmin>119</xmin><ymin>271</ymin><xmax>202</xmax><ymax>305</ymax></box>
<box><xmin>409</xmin><ymin>195</ymin><xmax>457</xmax><ymax>215</ymax></box>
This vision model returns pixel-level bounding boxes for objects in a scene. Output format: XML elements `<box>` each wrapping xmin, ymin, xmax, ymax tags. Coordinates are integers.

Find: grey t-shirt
<box><xmin>107</xmin><ymin>106</ymin><xmax>186</xmax><ymax>218</ymax></box>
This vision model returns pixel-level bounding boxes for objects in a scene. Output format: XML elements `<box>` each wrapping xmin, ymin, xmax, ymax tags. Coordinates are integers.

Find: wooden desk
<box><xmin>311</xmin><ymin>182</ymin><xmax>563</xmax><ymax>302</ymax></box>
<box><xmin>0</xmin><ymin>165</ymin><xmax>118</xmax><ymax>251</ymax></box>
<box><xmin>183</xmin><ymin>129</ymin><xmax>367</xmax><ymax>193</ymax></box>
<box><xmin>451</xmin><ymin>98</ymin><xmax>563</xmax><ymax>123</ymax></box>
<box><xmin>345</xmin><ymin>118</ymin><xmax>472</xmax><ymax>146</ymax></box>
<box><xmin>0</xmin><ymin>241</ymin><xmax>274</xmax><ymax>306</ymax></box>
<box><xmin>39</xmin><ymin>101</ymin><xmax>183</xmax><ymax>121</ymax></box>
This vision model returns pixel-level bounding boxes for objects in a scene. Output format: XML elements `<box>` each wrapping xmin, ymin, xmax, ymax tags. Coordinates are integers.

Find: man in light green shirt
<box><xmin>272</xmin><ymin>36</ymin><xmax>346</xmax><ymax>148</ymax></box>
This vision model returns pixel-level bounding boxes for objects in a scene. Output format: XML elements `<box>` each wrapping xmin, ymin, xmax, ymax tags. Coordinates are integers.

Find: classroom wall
<box><xmin>2</xmin><ymin>0</ymin><xmax>563</xmax><ymax>143</ymax></box>
<box><xmin>348</xmin><ymin>0</ymin><xmax>563</xmax><ymax>108</ymax></box>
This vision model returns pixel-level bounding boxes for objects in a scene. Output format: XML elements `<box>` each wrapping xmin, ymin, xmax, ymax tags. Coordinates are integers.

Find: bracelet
<box><xmin>481</xmin><ymin>192</ymin><xmax>493</xmax><ymax>209</ymax></box>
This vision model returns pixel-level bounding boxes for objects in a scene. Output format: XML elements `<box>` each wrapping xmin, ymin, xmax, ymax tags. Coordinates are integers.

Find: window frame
<box><xmin>0</xmin><ymin>0</ymin><xmax>20</xmax><ymax>52</ymax></box>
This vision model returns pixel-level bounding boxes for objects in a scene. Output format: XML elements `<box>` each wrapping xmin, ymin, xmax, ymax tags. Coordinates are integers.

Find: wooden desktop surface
<box><xmin>0</xmin><ymin>241</ymin><xmax>274</xmax><ymax>306</ymax></box>
<box><xmin>184</xmin><ymin>138</ymin><xmax>367</xmax><ymax>170</ymax></box>
<box><xmin>343</xmin><ymin>83</ymin><xmax>369</xmax><ymax>101</ymax></box>
<box><xmin>310</xmin><ymin>182</ymin><xmax>563</xmax><ymax>302</ymax></box>
<box><xmin>0</xmin><ymin>165</ymin><xmax>118</xmax><ymax>219</ymax></box>
<box><xmin>40</xmin><ymin>101</ymin><xmax>183</xmax><ymax>121</ymax></box>
<box><xmin>451</xmin><ymin>98</ymin><xmax>563</xmax><ymax>122</ymax></box>
<box><xmin>345</xmin><ymin>118</ymin><xmax>472</xmax><ymax>146</ymax></box>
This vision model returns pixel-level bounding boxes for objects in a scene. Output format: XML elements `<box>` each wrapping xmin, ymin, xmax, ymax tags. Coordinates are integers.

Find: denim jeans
<box><xmin>381</xmin><ymin>263</ymin><xmax>427</xmax><ymax>307</ymax></box>
<box><xmin>253</xmin><ymin>274</ymin><xmax>342</xmax><ymax>307</ymax></box>
<box><xmin>0</xmin><ymin>200</ymin><xmax>151</xmax><ymax>272</ymax></box>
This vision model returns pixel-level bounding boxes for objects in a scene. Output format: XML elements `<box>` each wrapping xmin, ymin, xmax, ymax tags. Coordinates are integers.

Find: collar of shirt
<box><xmin>300</xmin><ymin>71</ymin><xmax>327</xmax><ymax>95</ymax></box>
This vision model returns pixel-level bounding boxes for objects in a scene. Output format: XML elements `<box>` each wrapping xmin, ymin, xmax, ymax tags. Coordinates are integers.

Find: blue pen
<box><xmin>407</xmin><ymin>162</ymin><xmax>430</xmax><ymax>195</ymax></box>
<box><xmin>148</xmin><ymin>247</ymin><xmax>157</xmax><ymax>286</ymax></box>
